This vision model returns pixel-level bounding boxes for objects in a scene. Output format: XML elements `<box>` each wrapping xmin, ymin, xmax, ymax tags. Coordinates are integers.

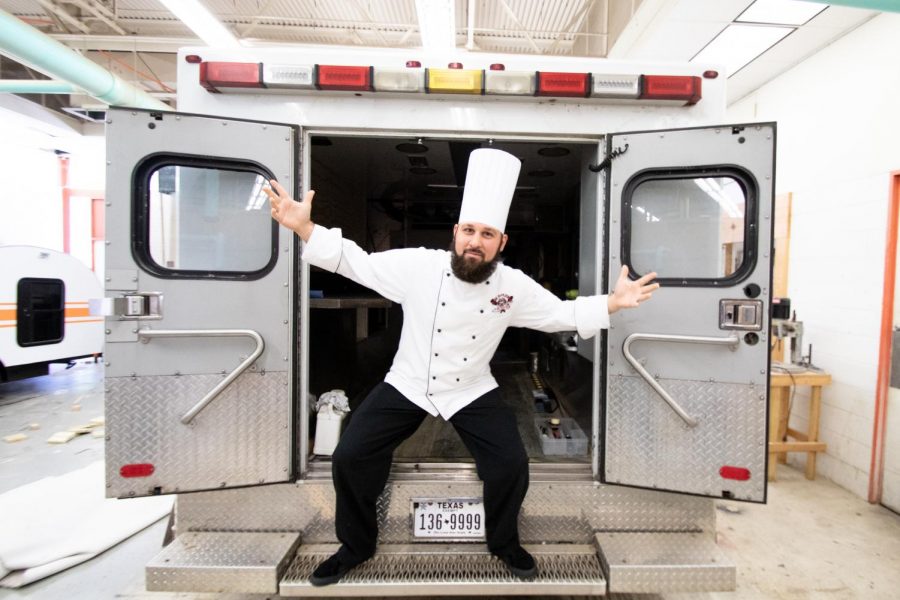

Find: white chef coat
<box><xmin>302</xmin><ymin>225</ymin><xmax>610</xmax><ymax>419</ymax></box>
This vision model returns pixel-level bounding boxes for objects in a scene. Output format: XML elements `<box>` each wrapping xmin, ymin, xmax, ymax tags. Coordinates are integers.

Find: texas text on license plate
<box><xmin>412</xmin><ymin>498</ymin><xmax>485</xmax><ymax>540</ymax></box>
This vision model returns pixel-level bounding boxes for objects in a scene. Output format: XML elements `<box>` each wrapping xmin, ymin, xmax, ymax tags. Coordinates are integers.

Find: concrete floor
<box><xmin>1</xmin><ymin>361</ymin><xmax>899</xmax><ymax>600</ymax></box>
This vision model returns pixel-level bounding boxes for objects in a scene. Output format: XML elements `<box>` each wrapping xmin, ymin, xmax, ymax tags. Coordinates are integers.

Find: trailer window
<box><xmin>17</xmin><ymin>278</ymin><xmax>65</xmax><ymax>347</ymax></box>
<box><xmin>623</xmin><ymin>168</ymin><xmax>756</xmax><ymax>284</ymax></box>
<box><xmin>134</xmin><ymin>157</ymin><xmax>277</xmax><ymax>279</ymax></box>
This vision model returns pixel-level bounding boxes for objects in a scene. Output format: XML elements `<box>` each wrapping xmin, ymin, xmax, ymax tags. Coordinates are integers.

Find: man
<box><xmin>266</xmin><ymin>148</ymin><xmax>659</xmax><ymax>586</ymax></box>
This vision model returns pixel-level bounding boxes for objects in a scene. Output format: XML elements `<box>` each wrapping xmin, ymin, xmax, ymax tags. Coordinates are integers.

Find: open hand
<box><xmin>265</xmin><ymin>179</ymin><xmax>316</xmax><ymax>241</ymax></box>
<box><xmin>608</xmin><ymin>265</ymin><xmax>659</xmax><ymax>314</ymax></box>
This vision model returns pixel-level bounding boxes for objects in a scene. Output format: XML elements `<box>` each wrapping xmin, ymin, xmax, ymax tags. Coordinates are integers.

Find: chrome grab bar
<box><xmin>137</xmin><ymin>329</ymin><xmax>265</xmax><ymax>425</ymax></box>
<box><xmin>621</xmin><ymin>332</ymin><xmax>741</xmax><ymax>428</ymax></box>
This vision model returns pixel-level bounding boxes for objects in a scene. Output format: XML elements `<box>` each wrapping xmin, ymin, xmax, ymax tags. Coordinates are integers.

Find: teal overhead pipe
<box><xmin>0</xmin><ymin>79</ymin><xmax>80</xmax><ymax>94</ymax></box>
<box><xmin>802</xmin><ymin>0</ymin><xmax>900</xmax><ymax>12</ymax></box>
<box><xmin>0</xmin><ymin>8</ymin><xmax>170</xmax><ymax>110</ymax></box>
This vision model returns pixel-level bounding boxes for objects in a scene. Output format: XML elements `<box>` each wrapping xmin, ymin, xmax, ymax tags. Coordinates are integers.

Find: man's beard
<box><xmin>450</xmin><ymin>240</ymin><xmax>501</xmax><ymax>284</ymax></box>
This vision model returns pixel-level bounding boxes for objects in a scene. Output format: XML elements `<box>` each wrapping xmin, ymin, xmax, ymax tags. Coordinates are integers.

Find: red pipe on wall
<box><xmin>869</xmin><ymin>171</ymin><xmax>900</xmax><ymax>504</ymax></box>
<box><xmin>59</xmin><ymin>154</ymin><xmax>71</xmax><ymax>254</ymax></box>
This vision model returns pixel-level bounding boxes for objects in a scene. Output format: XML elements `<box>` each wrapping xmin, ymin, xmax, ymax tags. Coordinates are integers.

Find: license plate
<box><xmin>412</xmin><ymin>498</ymin><xmax>485</xmax><ymax>540</ymax></box>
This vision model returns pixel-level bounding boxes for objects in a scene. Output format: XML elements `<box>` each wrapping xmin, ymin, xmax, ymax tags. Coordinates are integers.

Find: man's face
<box><xmin>453</xmin><ymin>222</ymin><xmax>508</xmax><ymax>263</ymax></box>
<box><xmin>450</xmin><ymin>222</ymin><xmax>508</xmax><ymax>283</ymax></box>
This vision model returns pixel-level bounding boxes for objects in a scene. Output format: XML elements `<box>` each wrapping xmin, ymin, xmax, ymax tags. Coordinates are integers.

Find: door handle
<box><xmin>621</xmin><ymin>332</ymin><xmax>740</xmax><ymax>427</ymax></box>
<box><xmin>137</xmin><ymin>329</ymin><xmax>265</xmax><ymax>424</ymax></box>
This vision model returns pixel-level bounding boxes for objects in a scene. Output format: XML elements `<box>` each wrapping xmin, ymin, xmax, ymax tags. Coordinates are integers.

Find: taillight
<box><xmin>316</xmin><ymin>65</ymin><xmax>374</xmax><ymax>92</ymax></box>
<box><xmin>641</xmin><ymin>75</ymin><xmax>702</xmax><ymax>105</ymax></box>
<box><xmin>536</xmin><ymin>72</ymin><xmax>591</xmax><ymax>98</ymax></box>
<box><xmin>199</xmin><ymin>62</ymin><xmax>262</xmax><ymax>93</ymax></box>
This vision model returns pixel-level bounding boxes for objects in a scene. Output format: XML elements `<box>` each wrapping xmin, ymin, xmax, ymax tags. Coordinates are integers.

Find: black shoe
<box><xmin>495</xmin><ymin>546</ymin><xmax>537</xmax><ymax>579</ymax></box>
<box><xmin>309</xmin><ymin>553</ymin><xmax>355</xmax><ymax>587</ymax></box>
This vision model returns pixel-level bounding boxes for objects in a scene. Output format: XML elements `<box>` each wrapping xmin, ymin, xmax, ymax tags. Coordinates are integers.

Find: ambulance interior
<box><xmin>307</xmin><ymin>135</ymin><xmax>601</xmax><ymax>465</ymax></box>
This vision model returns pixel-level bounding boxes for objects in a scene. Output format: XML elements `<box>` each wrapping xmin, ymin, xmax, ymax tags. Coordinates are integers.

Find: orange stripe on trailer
<box><xmin>65</xmin><ymin>318</ymin><xmax>104</xmax><ymax>324</ymax></box>
<box><xmin>65</xmin><ymin>307</ymin><xmax>91</xmax><ymax>317</ymax></box>
<box><xmin>0</xmin><ymin>309</ymin><xmax>14</xmax><ymax>320</ymax></box>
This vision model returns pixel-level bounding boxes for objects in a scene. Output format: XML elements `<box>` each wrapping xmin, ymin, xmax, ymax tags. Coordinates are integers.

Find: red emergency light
<box><xmin>536</xmin><ymin>71</ymin><xmax>591</xmax><ymax>98</ymax></box>
<box><xmin>719</xmin><ymin>466</ymin><xmax>751</xmax><ymax>481</ymax></box>
<box><xmin>316</xmin><ymin>65</ymin><xmax>374</xmax><ymax>91</ymax></box>
<box><xmin>641</xmin><ymin>75</ymin><xmax>702</xmax><ymax>105</ymax></box>
<box><xmin>120</xmin><ymin>463</ymin><xmax>155</xmax><ymax>478</ymax></box>
<box><xmin>199</xmin><ymin>62</ymin><xmax>263</xmax><ymax>92</ymax></box>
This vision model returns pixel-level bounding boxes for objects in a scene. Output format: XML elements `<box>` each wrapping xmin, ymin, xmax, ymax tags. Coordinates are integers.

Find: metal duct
<box><xmin>0</xmin><ymin>8</ymin><xmax>170</xmax><ymax>111</ymax></box>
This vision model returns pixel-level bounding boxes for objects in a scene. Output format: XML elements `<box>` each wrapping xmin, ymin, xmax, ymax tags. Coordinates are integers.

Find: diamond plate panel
<box><xmin>176</xmin><ymin>478</ymin><xmax>714</xmax><ymax>544</ymax></box>
<box><xmin>146</xmin><ymin>531</ymin><xmax>300</xmax><ymax>593</ymax></box>
<box><xmin>106</xmin><ymin>371</ymin><xmax>291</xmax><ymax>497</ymax></box>
<box><xmin>596</xmin><ymin>532</ymin><xmax>735</xmax><ymax>593</ymax></box>
<box><xmin>606</xmin><ymin>376</ymin><xmax>766</xmax><ymax>502</ymax></box>
<box><xmin>280</xmin><ymin>543</ymin><xmax>606</xmax><ymax>596</ymax></box>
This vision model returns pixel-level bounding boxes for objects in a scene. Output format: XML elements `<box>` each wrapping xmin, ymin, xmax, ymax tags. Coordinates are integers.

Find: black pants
<box><xmin>331</xmin><ymin>382</ymin><xmax>529</xmax><ymax>565</ymax></box>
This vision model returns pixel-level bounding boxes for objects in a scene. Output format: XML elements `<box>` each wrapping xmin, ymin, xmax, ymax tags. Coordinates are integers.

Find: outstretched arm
<box><xmin>607</xmin><ymin>265</ymin><xmax>659</xmax><ymax>314</ymax></box>
<box><xmin>265</xmin><ymin>179</ymin><xmax>316</xmax><ymax>241</ymax></box>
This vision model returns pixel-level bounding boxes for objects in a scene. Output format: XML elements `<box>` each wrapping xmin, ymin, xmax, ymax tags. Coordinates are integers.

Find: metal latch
<box><xmin>91</xmin><ymin>293</ymin><xmax>163</xmax><ymax>320</ymax></box>
<box><xmin>719</xmin><ymin>299</ymin><xmax>763</xmax><ymax>331</ymax></box>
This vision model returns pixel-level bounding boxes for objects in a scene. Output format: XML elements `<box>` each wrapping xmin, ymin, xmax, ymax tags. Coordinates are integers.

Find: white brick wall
<box><xmin>728</xmin><ymin>12</ymin><xmax>900</xmax><ymax>503</ymax></box>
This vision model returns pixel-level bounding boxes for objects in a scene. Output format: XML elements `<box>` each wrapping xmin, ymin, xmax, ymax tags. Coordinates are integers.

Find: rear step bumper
<box><xmin>280</xmin><ymin>543</ymin><xmax>607</xmax><ymax>596</ymax></box>
<box><xmin>146</xmin><ymin>531</ymin><xmax>735</xmax><ymax>596</ymax></box>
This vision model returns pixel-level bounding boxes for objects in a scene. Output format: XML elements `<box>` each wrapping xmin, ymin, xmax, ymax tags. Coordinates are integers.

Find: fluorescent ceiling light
<box><xmin>157</xmin><ymin>0</ymin><xmax>240</xmax><ymax>48</ymax></box>
<box><xmin>415</xmin><ymin>0</ymin><xmax>456</xmax><ymax>51</ymax></box>
<box><xmin>692</xmin><ymin>24</ymin><xmax>793</xmax><ymax>77</ymax></box>
<box><xmin>737</xmin><ymin>0</ymin><xmax>829</xmax><ymax>26</ymax></box>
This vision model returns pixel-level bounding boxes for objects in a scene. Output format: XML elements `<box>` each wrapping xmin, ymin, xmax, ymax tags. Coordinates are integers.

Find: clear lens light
<box><xmin>157</xmin><ymin>0</ymin><xmax>241</xmax><ymax>48</ymax></box>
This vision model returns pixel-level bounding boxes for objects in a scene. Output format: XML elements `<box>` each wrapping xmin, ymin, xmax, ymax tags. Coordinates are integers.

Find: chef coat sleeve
<box><xmin>510</xmin><ymin>273</ymin><xmax>610</xmax><ymax>339</ymax></box>
<box><xmin>300</xmin><ymin>225</ymin><xmax>414</xmax><ymax>303</ymax></box>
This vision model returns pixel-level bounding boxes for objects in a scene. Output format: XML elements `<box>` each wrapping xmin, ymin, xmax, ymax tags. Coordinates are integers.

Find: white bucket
<box><xmin>313</xmin><ymin>402</ymin><xmax>346</xmax><ymax>456</ymax></box>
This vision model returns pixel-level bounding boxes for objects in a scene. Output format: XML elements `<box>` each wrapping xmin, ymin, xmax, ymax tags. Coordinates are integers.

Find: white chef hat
<box><xmin>458</xmin><ymin>148</ymin><xmax>521</xmax><ymax>233</ymax></box>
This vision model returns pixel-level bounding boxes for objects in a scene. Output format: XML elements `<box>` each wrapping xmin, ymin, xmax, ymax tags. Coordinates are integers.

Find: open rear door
<box><xmin>604</xmin><ymin>123</ymin><xmax>775</xmax><ymax>503</ymax></box>
<box><xmin>103</xmin><ymin>108</ymin><xmax>298</xmax><ymax>498</ymax></box>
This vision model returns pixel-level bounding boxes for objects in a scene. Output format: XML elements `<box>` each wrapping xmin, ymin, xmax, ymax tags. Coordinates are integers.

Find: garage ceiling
<box><xmin>0</xmin><ymin>0</ymin><xmax>881</xmax><ymax>121</ymax></box>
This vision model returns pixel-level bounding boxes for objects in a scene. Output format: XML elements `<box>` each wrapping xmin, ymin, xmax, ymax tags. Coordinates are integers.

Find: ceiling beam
<box><xmin>37</xmin><ymin>0</ymin><xmax>91</xmax><ymax>34</ymax></box>
<box><xmin>50</xmin><ymin>34</ymin><xmax>200</xmax><ymax>52</ymax></box>
<box><xmin>68</xmin><ymin>0</ymin><xmax>127</xmax><ymax>35</ymax></box>
<box><xmin>498</xmin><ymin>0</ymin><xmax>541</xmax><ymax>53</ymax></box>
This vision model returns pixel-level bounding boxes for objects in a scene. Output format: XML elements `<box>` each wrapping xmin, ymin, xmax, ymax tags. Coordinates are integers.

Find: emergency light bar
<box><xmin>198</xmin><ymin>61</ymin><xmax>702</xmax><ymax>105</ymax></box>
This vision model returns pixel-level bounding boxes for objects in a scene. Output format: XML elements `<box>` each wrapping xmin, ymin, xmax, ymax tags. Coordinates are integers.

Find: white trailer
<box><xmin>102</xmin><ymin>46</ymin><xmax>774</xmax><ymax>596</ymax></box>
<box><xmin>0</xmin><ymin>246</ymin><xmax>103</xmax><ymax>382</ymax></box>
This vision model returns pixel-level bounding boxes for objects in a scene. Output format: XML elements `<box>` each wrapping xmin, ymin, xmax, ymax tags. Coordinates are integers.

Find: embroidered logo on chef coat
<box><xmin>490</xmin><ymin>293</ymin><xmax>514</xmax><ymax>313</ymax></box>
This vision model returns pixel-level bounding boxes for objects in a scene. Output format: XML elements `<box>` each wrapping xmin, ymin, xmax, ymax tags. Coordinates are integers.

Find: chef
<box><xmin>266</xmin><ymin>148</ymin><xmax>659</xmax><ymax>586</ymax></box>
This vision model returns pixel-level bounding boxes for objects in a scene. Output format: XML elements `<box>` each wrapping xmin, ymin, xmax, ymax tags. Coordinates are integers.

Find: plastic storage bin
<box><xmin>534</xmin><ymin>417</ymin><xmax>588</xmax><ymax>456</ymax></box>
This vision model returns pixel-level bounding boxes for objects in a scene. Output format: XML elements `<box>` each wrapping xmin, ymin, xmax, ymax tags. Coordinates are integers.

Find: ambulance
<box><xmin>0</xmin><ymin>246</ymin><xmax>103</xmax><ymax>382</ymax></box>
<box><xmin>101</xmin><ymin>44</ymin><xmax>774</xmax><ymax>595</ymax></box>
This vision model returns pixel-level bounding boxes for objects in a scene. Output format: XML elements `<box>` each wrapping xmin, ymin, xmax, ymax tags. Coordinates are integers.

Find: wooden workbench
<box><xmin>768</xmin><ymin>370</ymin><xmax>831</xmax><ymax>481</ymax></box>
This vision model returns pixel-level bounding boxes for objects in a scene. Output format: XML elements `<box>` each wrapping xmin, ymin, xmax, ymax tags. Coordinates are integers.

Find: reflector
<box><xmin>120</xmin><ymin>463</ymin><xmax>155</xmax><ymax>478</ymax></box>
<box><xmin>719</xmin><ymin>466</ymin><xmax>751</xmax><ymax>481</ymax></box>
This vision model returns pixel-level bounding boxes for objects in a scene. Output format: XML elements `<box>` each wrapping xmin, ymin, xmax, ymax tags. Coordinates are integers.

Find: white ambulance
<box><xmin>0</xmin><ymin>246</ymin><xmax>103</xmax><ymax>382</ymax></box>
<box><xmin>102</xmin><ymin>45</ymin><xmax>773</xmax><ymax>596</ymax></box>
